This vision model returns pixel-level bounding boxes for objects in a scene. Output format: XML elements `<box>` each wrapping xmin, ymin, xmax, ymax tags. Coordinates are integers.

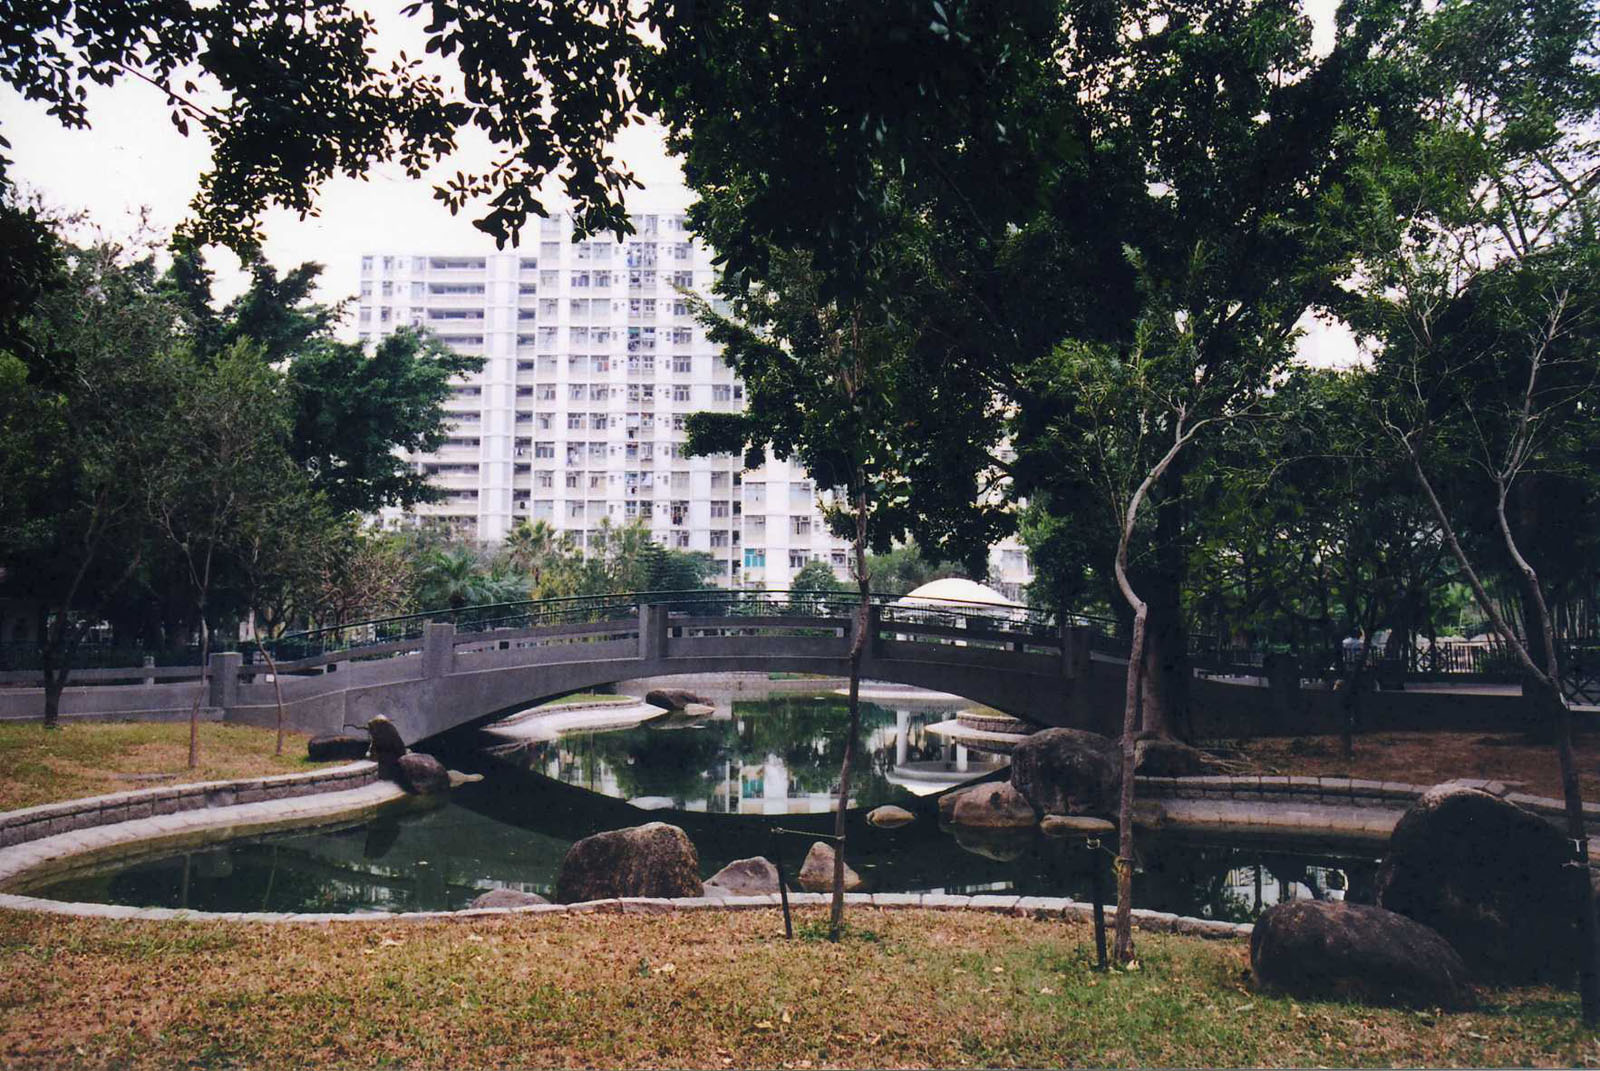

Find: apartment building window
<box><xmin>566</xmin><ymin>472</ymin><xmax>580</xmax><ymax>489</ymax></box>
<box><xmin>710</xmin><ymin>472</ymin><xmax>729</xmax><ymax>489</ymax></box>
<box><xmin>712</xmin><ymin>385</ymin><xmax>732</xmax><ymax>403</ymax></box>
<box><xmin>536</xmin><ymin>471</ymin><xmax>554</xmax><ymax>489</ymax></box>
<box><xmin>519</xmin><ymin>257</ymin><xmax>538</xmax><ymax>271</ymax></box>
<box><xmin>831</xmin><ymin>551</ymin><xmax>848</xmax><ymax>568</ymax></box>
<box><xmin>589</xmin><ymin>385</ymin><xmax>610</xmax><ymax>401</ymax></box>
<box><xmin>537</xmin><ymin>384</ymin><xmax>557</xmax><ymax>401</ymax></box>
<box><xmin>790</xmin><ymin>480</ymin><xmax>814</xmax><ymax>499</ymax></box>
<box><xmin>534</xmin><ymin>441</ymin><xmax>555</xmax><ymax>459</ymax></box>
<box><xmin>593</xmin><ymin>355</ymin><xmax>611</xmax><ymax>373</ymax></box>
<box><xmin>594</xmin><ymin>271</ymin><xmax>612</xmax><ymax>288</ymax></box>
<box><xmin>673</xmin><ymin>242</ymin><xmax>692</xmax><ymax>260</ymax></box>
<box><xmin>788</xmin><ymin>551</ymin><xmax>809</xmax><ymax>570</ymax></box>
<box><xmin>671</xmin><ymin>271</ymin><xmax>693</xmax><ymax>288</ymax></box>
<box><xmin>567</xmin><ymin>413</ymin><xmax>584</xmax><ymax>430</ymax></box>
<box><xmin>671</xmin><ymin>355</ymin><xmax>692</xmax><ymax>373</ymax></box>
<box><xmin>541</xmin><ymin>242</ymin><xmax>561</xmax><ymax>261</ymax></box>
<box><xmin>536</xmin><ymin>413</ymin><xmax>554</xmax><ymax>430</ymax></box>
<box><xmin>590</xmin><ymin>412</ymin><xmax>609</xmax><ymax>430</ymax></box>
<box><xmin>673</xmin><ymin>531</ymin><xmax>690</xmax><ymax>549</ymax></box>
<box><xmin>710</xmin><ymin>531</ymin><xmax>729</xmax><ymax>548</ymax></box>
<box><xmin>744</xmin><ymin>548</ymin><xmax>766</xmax><ymax>568</ymax></box>
<box><xmin>710</xmin><ymin>501</ymin><xmax>730</xmax><ymax>519</ymax></box>
<box><xmin>672</xmin><ymin>385</ymin><xmax>691</xmax><ymax>403</ymax></box>
<box><xmin>792</xmin><ymin>516</ymin><xmax>812</xmax><ymax>536</ymax></box>
<box><xmin>670</xmin><ymin>501</ymin><xmax>689</xmax><ymax>526</ymax></box>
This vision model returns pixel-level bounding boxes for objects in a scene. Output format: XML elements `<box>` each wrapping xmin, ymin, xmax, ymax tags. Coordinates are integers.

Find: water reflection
<box><xmin>508</xmin><ymin>692</ymin><xmax>1006</xmax><ymax>815</ymax></box>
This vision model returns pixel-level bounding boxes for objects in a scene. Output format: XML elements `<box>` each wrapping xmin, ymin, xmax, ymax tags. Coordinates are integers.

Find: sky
<box><xmin>2</xmin><ymin>0</ymin><xmax>1360</xmax><ymax>364</ymax></box>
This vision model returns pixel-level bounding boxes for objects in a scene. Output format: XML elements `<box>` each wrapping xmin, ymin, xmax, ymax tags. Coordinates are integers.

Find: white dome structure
<box><xmin>897</xmin><ymin>577</ymin><xmax>1013</xmax><ymax>606</ymax></box>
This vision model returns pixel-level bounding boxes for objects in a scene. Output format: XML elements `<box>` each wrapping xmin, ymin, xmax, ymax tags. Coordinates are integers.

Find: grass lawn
<box><xmin>0</xmin><ymin>721</ymin><xmax>340</xmax><ymax>812</ymax></box>
<box><xmin>1232</xmin><ymin>730</ymin><xmax>1600</xmax><ymax>801</ymax></box>
<box><xmin>0</xmin><ymin>908</ymin><xmax>1595</xmax><ymax>1069</ymax></box>
<box><xmin>533</xmin><ymin>693</ymin><xmax>634</xmax><ymax>709</ymax></box>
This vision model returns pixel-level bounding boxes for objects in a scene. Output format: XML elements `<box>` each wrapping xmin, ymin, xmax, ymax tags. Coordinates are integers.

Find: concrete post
<box><xmin>209</xmin><ymin>651</ymin><xmax>241</xmax><ymax>711</ymax></box>
<box><xmin>639</xmin><ymin>602</ymin><xmax>668</xmax><ymax>662</ymax></box>
<box><xmin>1061</xmin><ymin>624</ymin><xmax>1092</xmax><ymax>678</ymax></box>
<box><xmin>141</xmin><ymin>655</ymin><xmax>155</xmax><ymax>686</ymax></box>
<box><xmin>422</xmin><ymin>622</ymin><xmax>456</xmax><ymax>679</ymax></box>
<box><xmin>865</xmin><ymin>604</ymin><xmax>882</xmax><ymax>657</ymax></box>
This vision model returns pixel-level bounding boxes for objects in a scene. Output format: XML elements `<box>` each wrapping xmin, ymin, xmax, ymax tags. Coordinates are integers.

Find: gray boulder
<box><xmin>645</xmin><ymin>688</ymin><xmax>712</xmax><ymax>711</ymax></box>
<box><xmin>470</xmin><ymin>888</ymin><xmax>549</xmax><ymax>909</ymax></box>
<box><xmin>797</xmin><ymin>842</ymin><xmax>864</xmax><ymax>893</ymax></box>
<box><xmin>1251</xmin><ymin>900</ymin><xmax>1472</xmax><ymax>1008</ymax></box>
<box><xmin>949</xmin><ymin>826</ymin><xmax>1033</xmax><ymax>862</ymax></box>
<box><xmin>555</xmin><ymin>822</ymin><xmax>705</xmax><ymax>903</ymax></box>
<box><xmin>1377</xmin><ymin>783</ymin><xmax>1577</xmax><ymax>984</ymax></box>
<box><xmin>396</xmin><ymin>752</ymin><xmax>450</xmax><ymax>795</ymax></box>
<box><xmin>941</xmin><ymin>781</ymin><xmax>1037</xmax><ymax>829</ymax></box>
<box><xmin>705</xmin><ymin>856</ymin><xmax>781</xmax><ymax>896</ymax></box>
<box><xmin>1040</xmin><ymin>814</ymin><xmax>1116</xmax><ymax>839</ymax></box>
<box><xmin>1008</xmin><ymin>728</ymin><xmax>1120</xmax><ymax>817</ymax></box>
<box><xmin>307</xmin><ymin>729</ymin><xmax>370</xmax><ymax>762</ymax></box>
<box><xmin>1134</xmin><ymin>738</ymin><xmax>1223</xmax><ymax>778</ymax></box>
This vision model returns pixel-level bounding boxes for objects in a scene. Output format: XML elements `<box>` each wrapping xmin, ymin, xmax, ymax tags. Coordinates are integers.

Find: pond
<box><xmin>21</xmin><ymin>684</ymin><xmax>1379</xmax><ymax>918</ymax></box>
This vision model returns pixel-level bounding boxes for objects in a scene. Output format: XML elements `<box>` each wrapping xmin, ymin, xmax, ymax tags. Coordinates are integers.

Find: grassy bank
<box><xmin>0</xmin><ymin>908</ymin><xmax>1595</xmax><ymax>1068</ymax></box>
<box><xmin>1233</xmin><ymin>730</ymin><xmax>1600</xmax><ymax>800</ymax></box>
<box><xmin>0</xmin><ymin>722</ymin><xmax>338</xmax><ymax>812</ymax></box>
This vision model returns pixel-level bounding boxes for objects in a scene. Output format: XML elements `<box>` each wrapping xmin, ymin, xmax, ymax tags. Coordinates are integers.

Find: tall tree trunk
<box><xmin>830</xmin><ymin>481</ymin><xmax>870</xmax><ymax>941</ymax></box>
<box><xmin>1113</xmin><ymin>600</ymin><xmax>1147</xmax><ymax>964</ymax></box>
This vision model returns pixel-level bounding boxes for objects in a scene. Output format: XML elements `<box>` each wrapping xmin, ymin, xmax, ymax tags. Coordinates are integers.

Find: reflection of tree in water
<box><xmin>555</xmin><ymin>726</ymin><xmax>729</xmax><ymax>803</ymax></box>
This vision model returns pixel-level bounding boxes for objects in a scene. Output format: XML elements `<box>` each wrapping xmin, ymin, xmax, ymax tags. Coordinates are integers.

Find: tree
<box><xmin>0</xmin><ymin>228</ymin><xmax>177</xmax><ymax>726</ymax></box>
<box><xmin>687</xmin><ymin>246</ymin><xmax>919</xmax><ymax>940</ymax></box>
<box><xmin>145</xmin><ymin>341</ymin><xmax>298</xmax><ymax>767</ymax></box>
<box><xmin>863</xmin><ymin>544</ymin><xmax>969</xmax><ymax>596</ymax></box>
<box><xmin>1337</xmin><ymin>0</ymin><xmax>1600</xmax><ymax>1020</ymax></box>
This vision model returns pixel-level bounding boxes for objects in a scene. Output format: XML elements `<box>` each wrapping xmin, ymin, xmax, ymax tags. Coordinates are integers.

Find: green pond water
<box><xmin>25</xmin><ymin>689</ymin><xmax>1378</xmax><ymax>917</ymax></box>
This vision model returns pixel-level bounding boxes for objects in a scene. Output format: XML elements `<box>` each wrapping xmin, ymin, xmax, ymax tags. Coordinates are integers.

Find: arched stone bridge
<box><xmin>0</xmin><ymin>591</ymin><xmax>1547</xmax><ymax>741</ymax></box>
<box><xmin>0</xmin><ymin>594</ymin><xmax>1131</xmax><ymax>743</ymax></box>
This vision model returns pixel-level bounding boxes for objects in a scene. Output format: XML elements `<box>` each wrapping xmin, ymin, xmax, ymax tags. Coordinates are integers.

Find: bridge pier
<box><xmin>639</xmin><ymin>602</ymin><xmax>668</xmax><ymax>660</ymax></box>
<box><xmin>209</xmin><ymin>652</ymin><xmax>241</xmax><ymax>709</ymax></box>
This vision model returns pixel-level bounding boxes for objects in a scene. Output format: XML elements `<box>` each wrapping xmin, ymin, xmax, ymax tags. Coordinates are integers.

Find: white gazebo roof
<box><xmin>897</xmin><ymin>577</ymin><xmax>1011</xmax><ymax>606</ymax></box>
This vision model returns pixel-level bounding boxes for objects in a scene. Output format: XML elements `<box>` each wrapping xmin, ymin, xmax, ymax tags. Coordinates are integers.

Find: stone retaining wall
<box><xmin>0</xmin><ymin>762</ymin><xmax>379</xmax><ymax>850</ymax></box>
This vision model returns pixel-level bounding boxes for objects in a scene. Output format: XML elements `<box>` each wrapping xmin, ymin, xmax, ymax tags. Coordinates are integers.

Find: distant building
<box><xmin>359</xmin><ymin>189</ymin><xmax>1032</xmax><ymax>597</ymax></box>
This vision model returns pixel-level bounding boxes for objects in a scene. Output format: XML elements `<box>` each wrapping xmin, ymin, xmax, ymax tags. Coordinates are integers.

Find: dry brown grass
<box><xmin>0</xmin><ymin>722</ymin><xmax>338</xmax><ymax>812</ymax></box>
<box><xmin>1233</xmin><ymin>730</ymin><xmax>1600</xmax><ymax>800</ymax></box>
<box><xmin>0</xmin><ymin>907</ymin><xmax>1596</xmax><ymax>1069</ymax></box>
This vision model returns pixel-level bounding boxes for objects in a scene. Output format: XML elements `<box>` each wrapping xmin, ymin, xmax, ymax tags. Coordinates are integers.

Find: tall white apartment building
<box><xmin>357</xmin><ymin>191</ymin><xmax>1033</xmax><ymax>597</ymax></box>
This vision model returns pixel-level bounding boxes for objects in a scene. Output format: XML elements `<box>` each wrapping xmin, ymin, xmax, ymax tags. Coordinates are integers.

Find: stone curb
<box><xmin>0</xmin><ymin>780</ymin><xmax>406</xmax><ymax>891</ymax></box>
<box><xmin>0</xmin><ymin>888</ymin><xmax>1253</xmax><ymax>938</ymax></box>
<box><xmin>0</xmin><ymin>762</ymin><xmax>380</xmax><ymax>850</ymax></box>
<box><xmin>1137</xmin><ymin>774</ymin><xmax>1600</xmax><ymax>824</ymax></box>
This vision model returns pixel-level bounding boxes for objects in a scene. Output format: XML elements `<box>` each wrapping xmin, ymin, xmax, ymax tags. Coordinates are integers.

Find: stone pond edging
<box><xmin>1135</xmin><ymin>773</ymin><xmax>1600</xmax><ymax>827</ymax></box>
<box><xmin>0</xmin><ymin>761</ymin><xmax>382</xmax><ymax>851</ymax></box>
<box><xmin>0</xmin><ymin>887</ymin><xmax>1253</xmax><ymax>939</ymax></box>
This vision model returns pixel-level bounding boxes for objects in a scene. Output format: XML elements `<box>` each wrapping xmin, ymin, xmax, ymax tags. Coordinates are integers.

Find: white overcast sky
<box><xmin>1</xmin><ymin>0</ymin><xmax>1358</xmax><ymax>364</ymax></box>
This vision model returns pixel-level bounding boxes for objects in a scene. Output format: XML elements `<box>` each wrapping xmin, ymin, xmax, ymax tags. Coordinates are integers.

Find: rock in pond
<box><xmin>1251</xmin><ymin>900</ymin><xmax>1472</xmax><ymax>1009</ymax></box>
<box><xmin>866</xmin><ymin>805</ymin><xmax>916</xmax><ymax>829</ymax></box>
<box><xmin>645</xmin><ymin>688</ymin><xmax>712</xmax><ymax>711</ymax></box>
<box><xmin>556</xmin><ymin>822</ymin><xmax>705</xmax><ymax>903</ymax></box>
<box><xmin>705</xmin><ymin>856</ymin><xmax>781</xmax><ymax>896</ymax></box>
<box><xmin>1134</xmin><ymin>738</ymin><xmax>1223</xmax><ymax>778</ymax></box>
<box><xmin>396</xmin><ymin>752</ymin><xmax>450</xmax><ymax>795</ymax></box>
<box><xmin>797</xmin><ymin>842</ymin><xmax>864</xmax><ymax>893</ymax></box>
<box><xmin>950</xmin><ymin>826</ymin><xmax>1033</xmax><ymax>862</ymax></box>
<box><xmin>1377</xmin><ymin>782</ymin><xmax>1577</xmax><ymax>984</ymax></box>
<box><xmin>1008</xmin><ymin>728</ymin><xmax>1119</xmax><ymax>817</ymax></box>
<box><xmin>470</xmin><ymin>888</ymin><xmax>550</xmax><ymax>909</ymax></box>
<box><xmin>941</xmin><ymin>781</ymin><xmax>1037</xmax><ymax>829</ymax></box>
<box><xmin>307</xmin><ymin>728</ymin><xmax>370</xmax><ymax>762</ymax></box>
<box><xmin>1040</xmin><ymin>814</ymin><xmax>1116</xmax><ymax>839</ymax></box>
<box><xmin>366</xmin><ymin>715</ymin><xmax>408</xmax><ymax>769</ymax></box>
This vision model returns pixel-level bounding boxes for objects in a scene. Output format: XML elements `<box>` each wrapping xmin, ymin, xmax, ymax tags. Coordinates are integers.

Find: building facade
<box><xmin>358</xmin><ymin>192</ymin><xmax>1032</xmax><ymax>597</ymax></box>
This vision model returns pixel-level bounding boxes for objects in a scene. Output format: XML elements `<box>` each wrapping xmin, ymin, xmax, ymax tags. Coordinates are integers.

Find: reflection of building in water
<box><xmin>884</xmin><ymin>708</ymin><xmax>1008</xmax><ymax>797</ymax></box>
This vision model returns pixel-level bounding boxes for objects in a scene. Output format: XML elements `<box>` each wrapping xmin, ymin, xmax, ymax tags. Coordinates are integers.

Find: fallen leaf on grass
<box><xmin>466</xmin><ymin>934</ymin><xmax>483</xmax><ymax>943</ymax></box>
<box><xmin>780</xmin><ymin>1009</ymin><xmax>792</xmax><ymax>1024</ymax></box>
<box><xmin>1038</xmin><ymin>987</ymin><xmax>1057</xmax><ymax>996</ymax></box>
<box><xmin>651</xmin><ymin>962</ymin><xmax>677</xmax><ymax>975</ymax></box>
<box><xmin>754</xmin><ymin>1020</ymin><xmax>775</xmax><ymax>1031</ymax></box>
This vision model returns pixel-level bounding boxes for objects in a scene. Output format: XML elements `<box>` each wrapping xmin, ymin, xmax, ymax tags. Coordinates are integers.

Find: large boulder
<box><xmin>395</xmin><ymin>752</ymin><xmax>450</xmax><ymax>795</ymax></box>
<box><xmin>1134</xmin><ymin>738</ymin><xmax>1223</xmax><ymax>778</ymax></box>
<box><xmin>705</xmin><ymin>856</ymin><xmax>781</xmax><ymax>896</ymax></box>
<box><xmin>941</xmin><ymin>781</ymin><xmax>1037</xmax><ymax>829</ymax></box>
<box><xmin>797</xmin><ymin>842</ymin><xmax>864</xmax><ymax>893</ymax></box>
<box><xmin>366</xmin><ymin>715</ymin><xmax>408</xmax><ymax>770</ymax></box>
<box><xmin>645</xmin><ymin>688</ymin><xmax>712</xmax><ymax>711</ymax></box>
<box><xmin>1377</xmin><ymin>783</ymin><xmax>1577</xmax><ymax>984</ymax></box>
<box><xmin>1008</xmin><ymin>728</ymin><xmax>1120</xmax><ymax>817</ymax></box>
<box><xmin>307</xmin><ymin>728</ymin><xmax>370</xmax><ymax>762</ymax></box>
<box><xmin>555</xmin><ymin>822</ymin><xmax>705</xmax><ymax>903</ymax></box>
<box><xmin>470</xmin><ymin>888</ymin><xmax>550</xmax><ymax>909</ymax></box>
<box><xmin>1251</xmin><ymin>901</ymin><xmax>1472</xmax><ymax>1009</ymax></box>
